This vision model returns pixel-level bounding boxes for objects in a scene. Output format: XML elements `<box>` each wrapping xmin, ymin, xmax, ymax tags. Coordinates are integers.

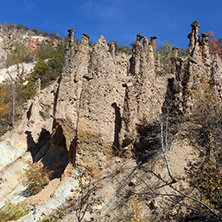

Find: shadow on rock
<box><xmin>111</xmin><ymin>102</ymin><xmax>122</xmax><ymax>155</ymax></box>
<box><xmin>25</xmin><ymin>128</ymin><xmax>69</xmax><ymax>179</ymax></box>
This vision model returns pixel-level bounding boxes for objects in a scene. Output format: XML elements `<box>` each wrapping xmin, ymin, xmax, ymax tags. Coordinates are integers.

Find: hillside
<box><xmin>0</xmin><ymin>24</ymin><xmax>66</xmax><ymax>134</ymax></box>
<box><xmin>0</xmin><ymin>21</ymin><xmax>221</xmax><ymax>222</ymax></box>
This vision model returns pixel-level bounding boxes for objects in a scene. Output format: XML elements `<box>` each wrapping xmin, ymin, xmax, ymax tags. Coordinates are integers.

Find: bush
<box><xmin>0</xmin><ymin>202</ymin><xmax>30</xmax><ymax>221</ymax></box>
<box><xmin>32</xmin><ymin>28</ymin><xmax>40</xmax><ymax>35</ymax></box>
<box><xmin>23</xmin><ymin>161</ymin><xmax>53</xmax><ymax>195</ymax></box>
<box><xmin>123</xmin><ymin>195</ymin><xmax>147</xmax><ymax>222</ymax></box>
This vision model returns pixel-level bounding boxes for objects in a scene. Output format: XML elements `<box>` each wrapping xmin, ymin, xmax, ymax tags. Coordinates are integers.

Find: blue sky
<box><xmin>1</xmin><ymin>0</ymin><xmax>222</xmax><ymax>49</ymax></box>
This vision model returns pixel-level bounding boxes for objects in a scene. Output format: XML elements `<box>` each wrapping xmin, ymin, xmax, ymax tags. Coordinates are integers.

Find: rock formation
<box><xmin>50</xmin><ymin>29</ymin><xmax>168</xmax><ymax>164</ymax></box>
<box><xmin>167</xmin><ymin>21</ymin><xmax>222</xmax><ymax>115</ymax></box>
<box><xmin>122</xmin><ymin>34</ymin><xmax>165</xmax><ymax>146</ymax></box>
<box><xmin>3</xmin><ymin>20</ymin><xmax>217</xmax><ymax>169</ymax></box>
<box><xmin>50</xmin><ymin>30</ymin><xmax>89</xmax><ymax>164</ymax></box>
<box><xmin>77</xmin><ymin>35</ymin><xmax>126</xmax><ymax>162</ymax></box>
<box><xmin>0</xmin><ymin>21</ymin><xmax>222</xmax><ymax>221</ymax></box>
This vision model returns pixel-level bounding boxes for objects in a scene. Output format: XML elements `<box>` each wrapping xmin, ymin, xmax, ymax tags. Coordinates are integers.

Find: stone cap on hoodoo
<box><xmin>136</xmin><ymin>34</ymin><xmax>143</xmax><ymax>42</ymax></box>
<box><xmin>66</xmin><ymin>29</ymin><xmax>75</xmax><ymax>49</ymax></box>
<box><xmin>191</xmin><ymin>21</ymin><xmax>200</xmax><ymax>28</ymax></box>
<box><xmin>201</xmin><ymin>32</ymin><xmax>209</xmax><ymax>38</ymax></box>
<box><xmin>68</xmin><ymin>29</ymin><xmax>75</xmax><ymax>38</ymax></box>
<box><xmin>150</xmin><ymin>36</ymin><xmax>157</xmax><ymax>40</ymax></box>
<box><xmin>150</xmin><ymin>36</ymin><xmax>157</xmax><ymax>55</ymax></box>
<box><xmin>83</xmin><ymin>33</ymin><xmax>90</xmax><ymax>39</ymax></box>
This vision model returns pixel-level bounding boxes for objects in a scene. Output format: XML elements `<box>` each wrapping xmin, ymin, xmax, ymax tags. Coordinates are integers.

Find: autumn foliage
<box><xmin>208</xmin><ymin>30</ymin><xmax>222</xmax><ymax>58</ymax></box>
<box><xmin>191</xmin><ymin>77</ymin><xmax>222</xmax><ymax>217</ymax></box>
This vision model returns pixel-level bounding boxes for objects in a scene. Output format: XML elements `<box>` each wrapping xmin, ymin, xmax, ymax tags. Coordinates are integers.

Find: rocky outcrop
<box><xmin>77</xmin><ymin>35</ymin><xmax>127</xmax><ymax>164</ymax></box>
<box><xmin>1</xmin><ymin>21</ymin><xmax>222</xmax><ymax>221</ymax></box>
<box><xmin>1</xmin><ymin>20</ymin><xmax>220</xmax><ymax>172</ymax></box>
<box><xmin>51</xmin><ymin>30</ymin><xmax>90</xmax><ymax>164</ymax></box>
<box><xmin>24</xmin><ymin>37</ymin><xmax>58</xmax><ymax>53</ymax></box>
<box><xmin>0</xmin><ymin>26</ymin><xmax>59</xmax><ymax>68</ymax></box>
<box><xmin>166</xmin><ymin>21</ymin><xmax>222</xmax><ymax>115</ymax></box>
<box><xmin>122</xmin><ymin>34</ymin><xmax>162</xmax><ymax>140</ymax></box>
<box><xmin>1</xmin><ymin>21</ymin><xmax>218</xmax><ymax>169</ymax></box>
<box><xmin>51</xmin><ymin>29</ymin><xmax>168</xmax><ymax>164</ymax></box>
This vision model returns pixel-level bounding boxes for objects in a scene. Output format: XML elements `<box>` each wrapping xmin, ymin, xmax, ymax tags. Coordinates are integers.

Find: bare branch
<box><xmin>142</xmin><ymin>166</ymin><xmax>222</xmax><ymax>221</ymax></box>
<box><xmin>160</xmin><ymin>112</ymin><xmax>177</xmax><ymax>182</ymax></box>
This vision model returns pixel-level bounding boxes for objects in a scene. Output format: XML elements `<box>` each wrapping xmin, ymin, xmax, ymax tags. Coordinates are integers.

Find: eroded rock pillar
<box><xmin>201</xmin><ymin>32</ymin><xmax>210</xmax><ymax>59</ymax></box>
<box><xmin>172</xmin><ymin>47</ymin><xmax>179</xmax><ymax>58</ymax></box>
<box><xmin>150</xmin><ymin>36</ymin><xmax>157</xmax><ymax>57</ymax></box>
<box><xmin>51</xmin><ymin>30</ymin><xmax>90</xmax><ymax>165</ymax></box>
<box><xmin>188</xmin><ymin>21</ymin><xmax>200</xmax><ymax>55</ymax></box>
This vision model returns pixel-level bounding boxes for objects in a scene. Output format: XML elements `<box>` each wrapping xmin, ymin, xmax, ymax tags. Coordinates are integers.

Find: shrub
<box><xmin>123</xmin><ymin>195</ymin><xmax>147</xmax><ymax>222</ymax></box>
<box><xmin>23</xmin><ymin>161</ymin><xmax>53</xmax><ymax>195</ymax></box>
<box><xmin>0</xmin><ymin>202</ymin><xmax>30</xmax><ymax>221</ymax></box>
<box><xmin>32</xmin><ymin>28</ymin><xmax>40</xmax><ymax>35</ymax></box>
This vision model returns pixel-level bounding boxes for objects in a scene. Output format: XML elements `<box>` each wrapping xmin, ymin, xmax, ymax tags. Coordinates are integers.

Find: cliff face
<box><xmin>50</xmin><ymin>30</ymin><xmax>167</xmax><ymax>166</ymax></box>
<box><xmin>50</xmin><ymin>21</ymin><xmax>222</xmax><ymax>166</ymax></box>
<box><xmin>167</xmin><ymin>21</ymin><xmax>222</xmax><ymax>115</ymax></box>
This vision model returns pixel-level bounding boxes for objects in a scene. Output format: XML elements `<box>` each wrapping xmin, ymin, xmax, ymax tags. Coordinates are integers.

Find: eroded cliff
<box><xmin>0</xmin><ymin>21</ymin><xmax>221</xmax><ymax>221</ymax></box>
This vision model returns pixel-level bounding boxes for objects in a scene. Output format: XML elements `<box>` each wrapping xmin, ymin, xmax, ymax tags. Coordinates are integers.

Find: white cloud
<box><xmin>81</xmin><ymin>0</ymin><xmax>122</xmax><ymax>22</ymax></box>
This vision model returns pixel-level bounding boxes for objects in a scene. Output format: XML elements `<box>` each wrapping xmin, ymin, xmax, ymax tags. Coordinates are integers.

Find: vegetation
<box><xmin>123</xmin><ymin>195</ymin><xmax>147</xmax><ymax>222</ymax></box>
<box><xmin>23</xmin><ymin>161</ymin><xmax>53</xmax><ymax>195</ymax></box>
<box><xmin>117</xmin><ymin>45</ymin><xmax>131</xmax><ymax>54</ymax></box>
<box><xmin>33</xmin><ymin>41</ymin><xmax>65</xmax><ymax>88</ymax></box>
<box><xmin>41</xmin><ymin>209</ymin><xmax>66</xmax><ymax>222</ymax></box>
<box><xmin>188</xmin><ymin>76</ymin><xmax>222</xmax><ymax>219</ymax></box>
<box><xmin>6</xmin><ymin>41</ymin><xmax>33</xmax><ymax>66</ymax></box>
<box><xmin>0</xmin><ymin>29</ymin><xmax>66</xmax><ymax>134</ymax></box>
<box><xmin>109</xmin><ymin>40</ymin><xmax>132</xmax><ymax>54</ymax></box>
<box><xmin>208</xmin><ymin>31</ymin><xmax>222</xmax><ymax>58</ymax></box>
<box><xmin>193</xmin><ymin>33</ymin><xmax>222</xmax><ymax>217</ymax></box>
<box><xmin>0</xmin><ymin>23</ymin><xmax>29</xmax><ymax>33</ymax></box>
<box><xmin>0</xmin><ymin>23</ymin><xmax>62</xmax><ymax>39</ymax></box>
<box><xmin>157</xmin><ymin>41</ymin><xmax>173</xmax><ymax>73</ymax></box>
<box><xmin>178</xmin><ymin>47</ymin><xmax>189</xmax><ymax>57</ymax></box>
<box><xmin>0</xmin><ymin>202</ymin><xmax>30</xmax><ymax>221</ymax></box>
<box><xmin>157</xmin><ymin>41</ymin><xmax>188</xmax><ymax>74</ymax></box>
<box><xmin>0</xmin><ymin>65</ymin><xmax>36</xmax><ymax>131</ymax></box>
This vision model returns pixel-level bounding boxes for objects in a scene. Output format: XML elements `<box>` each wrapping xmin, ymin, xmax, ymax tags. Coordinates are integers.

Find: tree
<box><xmin>6</xmin><ymin>41</ymin><xmax>33</xmax><ymax>66</ymax></box>
<box><xmin>0</xmin><ymin>65</ymin><xmax>36</xmax><ymax>132</ymax></box>
<box><xmin>0</xmin><ymin>82</ymin><xmax>11</xmax><ymax>128</ymax></box>
<box><xmin>33</xmin><ymin>41</ymin><xmax>65</xmax><ymax>88</ymax></box>
<box><xmin>208</xmin><ymin>31</ymin><xmax>222</xmax><ymax>57</ymax></box>
<box><xmin>189</xmin><ymin>76</ymin><xmax>222</xmax><ymax>218</ymax></box>
<box><xmin>157</xmin><ymin>41</ymin><xmax>173</xmax><ymax>73</ymax></box>
<box><xmin>109</xmin><ymin>40</ymin><xmax>132</xmax><ymax>54</ymax></box>
<box><xmin>32</xmin><ymin>28</ymin><xmax>40</xmax><ymax>35</ymax></box>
